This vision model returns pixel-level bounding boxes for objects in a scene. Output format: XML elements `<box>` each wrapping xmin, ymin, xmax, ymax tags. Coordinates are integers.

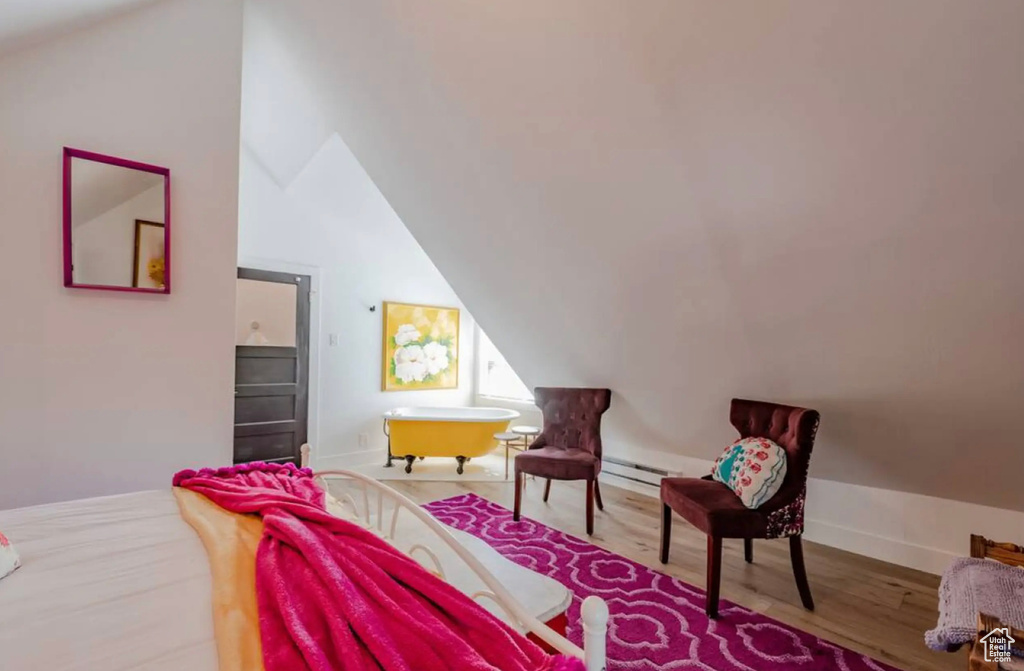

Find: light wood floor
<box><xmin>389</xmin><ymin>477</ymin><xmax>961</xmax><ymax>671</ymax></box>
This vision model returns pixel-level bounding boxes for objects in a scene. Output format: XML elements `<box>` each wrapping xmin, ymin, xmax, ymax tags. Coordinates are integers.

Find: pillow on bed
<box><xmin>0</xmin><ymin>531</ymin><xmax>20</xmax><ymax>580</ymax></box>
<box><xmin>711</xmin><ymin>437</ymin><xmax>788</xmax><ymax>509</ymax></box>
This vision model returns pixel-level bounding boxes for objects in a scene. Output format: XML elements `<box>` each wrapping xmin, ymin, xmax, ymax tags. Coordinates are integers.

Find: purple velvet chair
<box><xmin>660</xmin><ymin>398</ymin><xmax>820</xmax><ymax>618</ymax></box>
<box><xmin>513</xmin><ymin>387</ymin><xmax>612</xmax><ymax>535</ymax></box>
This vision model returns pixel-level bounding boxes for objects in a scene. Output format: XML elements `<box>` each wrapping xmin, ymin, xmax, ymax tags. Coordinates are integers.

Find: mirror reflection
<box><xmin>67</xmin><ymin>154</ymin><xmax>169</xmax><ymax>291</ymax></box>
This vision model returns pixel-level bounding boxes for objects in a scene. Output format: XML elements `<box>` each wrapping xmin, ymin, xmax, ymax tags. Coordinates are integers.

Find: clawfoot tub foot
<box><xmin>404</xmin><ymin>455</ymin><xmax>415</xmax><ymax>474</ymax></box>
<box><xmin>456</xmin><ymin>456</ymin><xmax>467</xmax><ymax>475</ymax></box>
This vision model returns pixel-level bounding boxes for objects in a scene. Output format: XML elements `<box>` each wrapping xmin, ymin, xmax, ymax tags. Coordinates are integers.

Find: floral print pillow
<box><xmin>0</xmin><ymin>531</ymin><xmax>20</xmax><ymax>580</ymax></box>
<box><xmin>711</xmin><ymin>437</ymin><xmax>788</xmax><ymax>509</ymax></box>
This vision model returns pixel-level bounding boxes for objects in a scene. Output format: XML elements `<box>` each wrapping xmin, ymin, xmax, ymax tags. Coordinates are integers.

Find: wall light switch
<box><xmin>329</xmin><ymin>334</ymin><xmax>338</xmax><ymax>346</ymax></box>
<box><xmin>358</xmin><ymin>433</ymin><xmax>368</xmax><ymax>447</ymax></box>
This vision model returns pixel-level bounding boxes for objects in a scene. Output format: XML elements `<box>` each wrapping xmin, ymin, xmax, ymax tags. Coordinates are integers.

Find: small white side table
<box><xmin>511</xmin><ymin>425</ymin><xmax>541</xmax><ymax>448</ymax></box>
<box><xmin>494</xmin><ymin>432</ymin><xmax>522</xmax><ymax>480</ymax></box>
<box><xmin>510</xmin><ymin>425</ymin><xmax>541</xmax><ymax>483</ymax></box>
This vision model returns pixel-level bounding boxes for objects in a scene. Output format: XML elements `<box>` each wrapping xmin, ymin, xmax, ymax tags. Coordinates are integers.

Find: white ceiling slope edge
<box><xmin>241</xmin><ymin>4</ymin><xmax>332</xmax><ymax>188</ymax></box>
<box><xmin>0</xmin><ymin>0</ymin><xmax>162</xmax><ymax>57</ymax></box>
<box><xmin>254</xmin><ymin>0</ymin><xmax>1024</xmax><ymax>511</ymax></box>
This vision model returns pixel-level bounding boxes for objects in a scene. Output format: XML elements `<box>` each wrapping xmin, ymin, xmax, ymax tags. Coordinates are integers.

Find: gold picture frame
<box><xmin>381</xmin><ymin>301</ymin><xmax>460</xmax><ymax>391</ymax></box>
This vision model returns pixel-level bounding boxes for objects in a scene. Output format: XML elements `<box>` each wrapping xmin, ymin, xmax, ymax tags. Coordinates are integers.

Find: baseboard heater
<box><xmin>601</xmin><ymin>456</ymin><xmax>669</xmax><ymax>488</ymax></box>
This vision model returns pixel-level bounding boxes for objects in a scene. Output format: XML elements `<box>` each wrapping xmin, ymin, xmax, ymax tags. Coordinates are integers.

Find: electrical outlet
<box><xmin>329</xmin><ymin>333</ymin><xmax>338</xmax><ymax>346</ymax></box>
<box><xmin>358</xmin><ymin>432</ymin><xmax>368</xmax><ymax>447</ymax></box>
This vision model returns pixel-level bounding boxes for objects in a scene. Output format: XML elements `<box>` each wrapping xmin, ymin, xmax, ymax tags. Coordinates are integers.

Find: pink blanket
<box><xmin>174</xmin><ymin>463</ymin><xmax>582</xmax><ymax>671</ymax></box>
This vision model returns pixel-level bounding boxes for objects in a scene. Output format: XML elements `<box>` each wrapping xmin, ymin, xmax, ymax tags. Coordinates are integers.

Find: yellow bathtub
<box><xmin>384</xmin><ymin>407</ymin><xmax>521</xmax><ymax>474</ymax></box>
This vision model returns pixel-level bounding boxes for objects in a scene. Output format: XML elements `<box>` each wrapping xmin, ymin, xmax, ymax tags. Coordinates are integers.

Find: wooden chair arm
<box><xmin>971</xmin><ymin>535</ymin><xmax>1024</xmax><ymax>568</ymax></box>
<box><xmin>971</xmin><ymin>641</ymin><xmax>997</xmax><ymax>670</ymax></box>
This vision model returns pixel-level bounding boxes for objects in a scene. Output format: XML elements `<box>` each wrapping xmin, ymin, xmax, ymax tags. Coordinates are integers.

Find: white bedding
<box><xmin>0</xmin><ymin>491</ymin><xmax>218</xmax><ymax>671</ymax></box>
<box><xmin>0</xmin><ymin>489</ymin><xmax>570</xmax><ymax>671</ymax></box>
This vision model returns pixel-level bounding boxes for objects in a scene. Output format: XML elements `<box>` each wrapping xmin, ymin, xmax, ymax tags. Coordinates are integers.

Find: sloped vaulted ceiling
<box><xmin>0</xmin><ymin>0</ymin><xmax>162</xmax><ymax>56</ymax></box>
<box><xmin>249</xmin><ymin>0</ymin><xmax>1024</xmax><ymax>510</ymax></box>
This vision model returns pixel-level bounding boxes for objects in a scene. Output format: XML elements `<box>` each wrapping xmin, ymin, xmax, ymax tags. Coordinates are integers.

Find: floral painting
<box><xmin>382</xmin><ymin>302</ymin><xmax>460</xmax><ymax>391</ymax></box>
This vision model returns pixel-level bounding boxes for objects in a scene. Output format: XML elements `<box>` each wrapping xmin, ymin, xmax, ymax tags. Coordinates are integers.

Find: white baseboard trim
<box><xmin>801</xmin><ymin>517</ymin><xmax>959</xmax><ymax>576</ymax></box>
<box><xmin>802</xmin><ymin>477</ymin><xmax>1024</xmax><ymax>575</ymax></box>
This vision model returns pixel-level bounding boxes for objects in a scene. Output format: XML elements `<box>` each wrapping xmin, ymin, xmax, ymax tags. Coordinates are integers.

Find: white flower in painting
<box><xmin>394</xmin><ymin>345</ymin><xmax>427</xmax><ymax>383</ymax></box>
<box><xmin>394</xmin><ymin>324</ymin><xmax>421</xmax><ymax>347</ymax></box>
<box><xmin>422</xmin><ymin>341</ymin><xmax>450</xmax><ymax>376</ymax></box>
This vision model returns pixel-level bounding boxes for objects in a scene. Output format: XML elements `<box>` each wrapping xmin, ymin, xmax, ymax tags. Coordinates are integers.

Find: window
<box><xmin>477</xmin><ymin>328</ymin><xmax>533</xmax><ymax>402</ymax></box>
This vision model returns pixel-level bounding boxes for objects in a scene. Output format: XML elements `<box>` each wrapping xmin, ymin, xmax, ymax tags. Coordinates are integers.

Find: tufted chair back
<box><xmin>729</xmin><ymin>398</ymin><xmax>820</xmax><ymax>521</ymax></box>
<box><xmin>661</xmin><ymin>398</ymin><xmax>822</xmax><ymax>617</ymax></box>
<box><xmin>531</xmin><ymin>387</ymin><xmax>612</xmax><ymax>457</ymax></box>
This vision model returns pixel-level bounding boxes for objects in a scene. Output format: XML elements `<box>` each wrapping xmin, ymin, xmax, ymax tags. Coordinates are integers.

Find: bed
<box><xmin>0</xmin><ymin>447</ymin><xmax>608</xmax><ymax>671</ymax></box>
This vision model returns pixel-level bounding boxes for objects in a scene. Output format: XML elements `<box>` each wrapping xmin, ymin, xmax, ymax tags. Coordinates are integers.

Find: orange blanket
<box><xmin>173</xmin><ymin>487</ymin><xmax>266</xmax><ymax>671</ymax></box>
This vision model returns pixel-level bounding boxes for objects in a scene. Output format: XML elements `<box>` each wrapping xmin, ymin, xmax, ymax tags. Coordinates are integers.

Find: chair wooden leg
<box><xmin>586</xmin><ymin>480</ymin><xmax>595</xmax><ymax>535</ymax></box>
<box><xmin>789</xmin><ymin>535</ymin><xmax>815</xmax><ymax>611</ymax></box>
<box><xmin>513</xmin><ymin>471</ymin><xmax>523</xmax><ymax>522</ymax></box>
<box><xmin>660</xmin><ymin>504</ymin><xmax>672</xmax><ymax>564</ymax></box>
<box><xmin>706</xmin><ymin>535</ymin><xmax>723</xmax><ymax>619</ymax></box>
<box><xmin>593</xmin><ymin>479</ymin><xmax>604</xmax><ymax>511</ymax></box>
<box><xmin>744</xmin><ymin>538</ymin><xmax>754</xmax><ymax>564</ymax></box>
<box><xmin>543</xmin><ymin>479</ymin><xmax>552</xmax><ymax>502</ymax></box>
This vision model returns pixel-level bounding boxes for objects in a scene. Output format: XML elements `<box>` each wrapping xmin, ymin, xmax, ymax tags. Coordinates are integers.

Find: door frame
<box><xmin>236</xmin><ymin>258</ymin><xmax>321</xmax><ymax>458</ymax></box>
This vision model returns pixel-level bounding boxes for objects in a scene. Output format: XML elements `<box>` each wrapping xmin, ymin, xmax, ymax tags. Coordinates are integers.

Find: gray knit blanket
<box><xmin>925</xmin><ymin>557</ymin><xmax>1024</xmax><ymax>653</ymax></box>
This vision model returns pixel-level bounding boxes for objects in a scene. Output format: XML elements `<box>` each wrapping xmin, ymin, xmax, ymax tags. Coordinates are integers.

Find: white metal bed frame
<box><xmin>300</xmin><ymin>445</ymin><xmax>608</xmax><ymax>671</ymax></box>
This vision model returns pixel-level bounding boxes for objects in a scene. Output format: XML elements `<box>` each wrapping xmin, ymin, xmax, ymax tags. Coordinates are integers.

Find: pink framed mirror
<box><xmin>63</xmin><ymin>147</ymin><xmax>171</xmax><ymax>294</ymax></box>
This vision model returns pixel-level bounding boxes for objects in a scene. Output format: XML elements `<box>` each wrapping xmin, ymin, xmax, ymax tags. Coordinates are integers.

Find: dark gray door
<box><xmin>233</xmin><ymin>268</ymin><xmax>310</xmax><ymax>465</ymax></box>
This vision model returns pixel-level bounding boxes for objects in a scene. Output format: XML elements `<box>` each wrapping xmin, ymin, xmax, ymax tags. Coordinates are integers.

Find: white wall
<box><xmin>0</xmin><ymin>0</ymin><xmax>244</xmax><ymax>509</ymax></box>
<box><xmin>249</xmin><ymin>0</ymin><xmax>1024</xmax><ymax>509</ymax></box>
<box><xmin>238</xmin><ymin>9</ymin><xmax>476</xmax><ymax>468</ymax></box>
<box><xmin>238</xmin><ymin>137</ymin><xmax>476</xmax><ymax>468</ymax></box>
<box><xmin>0</xmin><ymin>0</ymin><xmax>162</xmax><ymax>58</ymax></box>
<box><xmin>73</xmin><ymin>183</ymin><xmax>164</xmax><ymax>286</ymax></box>
<box><xmin>242</xmin><ymin>0</ymin><xmax>1024</xmax><ymax>571</ymax></box>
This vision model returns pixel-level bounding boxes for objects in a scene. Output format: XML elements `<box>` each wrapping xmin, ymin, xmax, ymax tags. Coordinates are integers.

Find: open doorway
<box><xmin>233</xmin><ymin>267</ymin><xmax>310</xmax><ymax>464</ymax></box>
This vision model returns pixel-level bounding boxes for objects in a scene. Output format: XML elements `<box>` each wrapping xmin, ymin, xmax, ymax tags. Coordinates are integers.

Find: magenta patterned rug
<box><xmin>424</xmin><ymin>493</ymin><xmax>898</xmax><ymax>671</ymax></box>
